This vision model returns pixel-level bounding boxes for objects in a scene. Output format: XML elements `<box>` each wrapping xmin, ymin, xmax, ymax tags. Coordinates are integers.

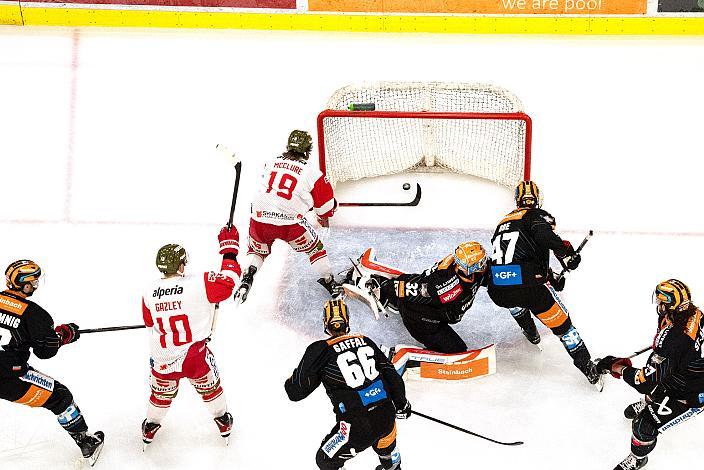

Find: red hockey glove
<box><xmin>55</xmin><ymin>323</ymin><xmax>80</xmax><ymax>345</ymax></box>
<box><xmin>610</xmin><ymin>357</ymin><xmax>633</xmax><ymax>378</ymax></box>
<box><xmin>218</xmin><ymin>226</ymin><xmax>240</xmax><ymax>256</ymax></box>
<box><xmin>560</xmin><ymin>240</ymin><xmax>581</xmax><ymax>270</ymax></box>
<box><xmin>596</xmin><ymin>356</ymin><xmax>632</xmax><ymax>378</ymax></box>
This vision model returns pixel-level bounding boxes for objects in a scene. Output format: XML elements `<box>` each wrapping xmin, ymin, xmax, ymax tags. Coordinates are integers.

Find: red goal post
<box><xmin>316</xmin><ymin>83</ymin><xmax>532</xmax><ymax>189</ymax></box>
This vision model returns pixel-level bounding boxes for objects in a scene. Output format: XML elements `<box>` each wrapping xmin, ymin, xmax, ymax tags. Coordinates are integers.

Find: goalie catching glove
<box><xmin>396</xmin><ymin>400</ymin><xmax>412</xmax><ymax>419</ymax></box>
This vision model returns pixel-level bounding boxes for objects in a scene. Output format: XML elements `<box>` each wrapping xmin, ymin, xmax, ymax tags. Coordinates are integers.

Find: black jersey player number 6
<box><xmin>0</xmin><ymin>326</ymin><xmax>11</xmax><ymax>350</ymax></box>
<box><xmin>491</xmin><ymin>231</ymin><xmax>520</xmax><ymax>265</ymax></box>
<box><xmin>337</xmin><ymin>346</ymin><xmax>379</xmax><ymax>388</ymax></box>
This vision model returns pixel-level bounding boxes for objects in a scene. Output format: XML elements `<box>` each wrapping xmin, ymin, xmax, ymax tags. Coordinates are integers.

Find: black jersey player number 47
<box><xmin>491</xmin><ymin>229</ymin><xmax>520</xmax><ymax>265</ymax></box>
<box><xmin>337</xmin><ymin>346</ymin><xmax>380</xmax><ymax>388</ymax></box>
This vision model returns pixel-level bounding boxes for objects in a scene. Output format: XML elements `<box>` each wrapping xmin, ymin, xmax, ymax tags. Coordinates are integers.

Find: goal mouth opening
<box><xmin>317</xmin><ymin>109</ymin><xmax>532</xmax><ymax>189</ymax></box>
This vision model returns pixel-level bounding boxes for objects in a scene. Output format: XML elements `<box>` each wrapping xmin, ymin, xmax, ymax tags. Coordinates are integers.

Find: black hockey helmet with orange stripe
<box><xmin>653</xmin><ymin>279</ymin><xmax>693</xmax><ymax>317</ymax></box>
<box><xmin>323</xmin><ymin>298</ymin><xmax>350</xmax><ymax>336</ymax></box>
<box><xmin>515</xmin><ymin>181</ymin><xmax>542</xmax><ymax>209</ymax></box>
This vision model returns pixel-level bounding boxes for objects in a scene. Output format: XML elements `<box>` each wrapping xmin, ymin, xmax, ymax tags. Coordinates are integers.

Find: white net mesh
<box><xmin>319</xmin><ymin>82</ymin><xmax>530</xmax><ymax>188</ymax></box>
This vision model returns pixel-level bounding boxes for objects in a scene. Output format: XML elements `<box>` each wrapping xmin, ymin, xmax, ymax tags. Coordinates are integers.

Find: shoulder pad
<box><xmin>530</xmin><ymin>208</ymin><xmax>556</xmax><ymax>227</ymax></box>
<box><xmin>437</xmin><ymin>254</ymin><xmax>455</xmax><ymax>270</ymax></box>
<box><xmin>499</xmin><ymin>209</ymin><xmax>528</xmax><ymax>224</ymax></box>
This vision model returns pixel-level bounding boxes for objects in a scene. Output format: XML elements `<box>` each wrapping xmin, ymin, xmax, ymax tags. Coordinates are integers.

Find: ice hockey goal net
<box><xmin>317</xmin><ymin>82</ymin><xmax>532</xmax><ymax>188</ymax></box>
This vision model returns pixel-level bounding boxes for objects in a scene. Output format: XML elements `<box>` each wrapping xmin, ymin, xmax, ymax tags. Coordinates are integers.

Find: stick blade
<box><xmin>215</xmin><ymin>144</ymin><xmax>241</xmax><ymax>165</ymax></box>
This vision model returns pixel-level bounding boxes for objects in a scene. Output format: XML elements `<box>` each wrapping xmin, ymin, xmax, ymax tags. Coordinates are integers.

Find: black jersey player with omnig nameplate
<box><xmin>285</xmin><ymin>299</ymin><xmax>408</xmax><ymax>470</ymax></box>
<box><xmin>0</xmin><ymin>260</ymin><xmax>104</xmax><ymax>466</ymax></box>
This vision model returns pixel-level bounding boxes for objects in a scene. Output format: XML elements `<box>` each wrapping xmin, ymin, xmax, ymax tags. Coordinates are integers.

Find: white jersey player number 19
<box><xmin>266</xmin><ymin>171</ymin><xmax>298</xmax><ymax>200</ymax></box>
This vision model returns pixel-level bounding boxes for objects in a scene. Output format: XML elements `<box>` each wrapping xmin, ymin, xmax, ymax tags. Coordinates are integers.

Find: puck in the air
<box><xmin>403</xmin><ymin>183</ymin><xmax>411</xmax><ymax>190</ymax></box>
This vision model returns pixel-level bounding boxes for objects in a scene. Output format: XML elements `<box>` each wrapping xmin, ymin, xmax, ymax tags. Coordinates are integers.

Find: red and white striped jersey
<box><xmin>251</xmin><ymin>155</ymin><xmax>336</xmax><ymax>226</ymax></box>
<box><xmin>142</xmin><ymin>264</ymin><xmax>239</xmax><ymax>374</ymax></box>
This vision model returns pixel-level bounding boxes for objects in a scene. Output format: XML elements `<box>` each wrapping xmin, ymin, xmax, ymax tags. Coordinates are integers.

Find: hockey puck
<box><xmin>403</xmin><ymin>183</ymin><xmax>411</xmax><ymax>190</ymax></box>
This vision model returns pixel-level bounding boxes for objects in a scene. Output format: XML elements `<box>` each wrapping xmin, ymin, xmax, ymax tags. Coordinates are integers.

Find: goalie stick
<box><xmin>339</xmin><ymin>183</ymin><xmax>421</xmax><ymax>207</ymax></box>
<box><xmin>212</xmin><ymin>144</ymin><xmax>242</xmax><ymax>336</ymax></box>
<box><xmin>627</xmin><ymin>345</ymin><xmax>653</xmax><ymax>360</ymax></box>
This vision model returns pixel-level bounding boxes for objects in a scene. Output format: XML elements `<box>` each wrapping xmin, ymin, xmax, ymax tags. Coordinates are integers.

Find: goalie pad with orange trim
<box><xmin>391</xmin><ymin>344</ymin><xmax>497</xmax><ymax>381</ymax></box>
<box><xmin>342</xmin><ymin>248</ymin><xmax>406</xmax><ymax>320</ymax></box>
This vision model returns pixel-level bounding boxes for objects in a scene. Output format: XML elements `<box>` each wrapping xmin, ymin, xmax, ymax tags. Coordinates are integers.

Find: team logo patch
<box><xmin>322</xmin><ymin>421</ymin><xmax>351</xmax><ymax>457</ymax></box>
<box><xmin>358</xmin><ymin>379</ymin><xmax>387</xmax><ymax>406</ymax></box>
<box><xmin>490</xmin><ymin>265</ymin><xmax>523</xmax><ymax>286</ymax></box>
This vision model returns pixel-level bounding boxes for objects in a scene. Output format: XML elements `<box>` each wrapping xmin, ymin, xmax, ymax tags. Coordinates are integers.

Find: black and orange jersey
<box><xmin>623</xmin><ymin>308</ymin><xmax>704</xmax><ymax>403</ymax></box>
<box><xmin>380</xmin><ymin>255</ymin><xmax>487</xmax><ymax>325</ymax></box>
<box><xmin>0</xmin><ymin>290</ymin><xmax>61</xmax><ymax>378</ymax></box>
<box><xmin>285</xmin><ymin>334</ymin><xmax>406</xmax><ymax>416</ymax></box>
<box><xmin>488</xmin><ymin>207</ymin><xmax>571</xmax><ymax>288</ymax></box>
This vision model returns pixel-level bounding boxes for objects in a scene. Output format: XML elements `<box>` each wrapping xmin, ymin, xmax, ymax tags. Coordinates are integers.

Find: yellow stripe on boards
<box><xmin>0</xmin><ymin>4</ymin><xmax>23</xmax><ymax>25</ymax></box>
<box><xmin>9</xmin><ymin>6</ymin><xmax>704</xmax><ymax>35</ymax></box>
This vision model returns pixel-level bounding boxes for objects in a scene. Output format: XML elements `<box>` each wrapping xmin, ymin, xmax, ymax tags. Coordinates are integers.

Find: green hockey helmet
<box><xmin>286</xmin><ymin>130</ymin><xmax>313</xmax><ymax>156</ymax></box>
<box><xmin>156</xmin><ymin>244</ymin><xmax>188</xmax><ymax>275</ymax></box>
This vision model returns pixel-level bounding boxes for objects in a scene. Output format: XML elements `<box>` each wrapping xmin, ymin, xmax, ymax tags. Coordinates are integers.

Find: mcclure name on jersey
<box><xmin>153</xmin><ymin>285</ymin><xmax>184</xmax><ymax>299</ymax></box>
<box><xmin>273</xmin><ymin>161</ymin><xmax>302</xmax><ymax>175</ymax></box>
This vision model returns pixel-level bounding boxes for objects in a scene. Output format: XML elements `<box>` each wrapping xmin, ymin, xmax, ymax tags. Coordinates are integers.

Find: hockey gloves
<box><xmin>596</xmin><ymin>356</ymin><xmax>633</xmax><ymax>378</ymax></box>
<box><xmin>55</xmin><ymin>323</ymin><xmax>80</xmax><ymax>345</ymax></box>
<box><xmin>561</xmin><ymin>240</ymin><xmax>581</xmax><ymax>271</ymax></box>
<box><xmin>396</xmin><ymin>401</ymin><xmax>412</xmax><ymax>419</ymax></box>
<box><xmin>547</xmin><ymin>269</ymin><xmax>566</xmax><ymax>292</ymax></box>
<box><xmin>218</xmin><ymin>226</ymin><xmax>240</xmax><ymax>256</ymax></box>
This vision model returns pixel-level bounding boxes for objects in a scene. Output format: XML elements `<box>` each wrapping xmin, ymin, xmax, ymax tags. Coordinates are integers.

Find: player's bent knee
<box><xmin>44</xmin><ymin>381</ymin><xmax>74</xmax><ymax>415</ymax></box>
<box><xmin>315</xmin><ymin>448</ymin><xmax>343</xmax><ymax>470</ymax></box>
<box><xmin>632</xmin><ymin>412</ymin><xmax>659</xmax><ymax>442</ymax></box>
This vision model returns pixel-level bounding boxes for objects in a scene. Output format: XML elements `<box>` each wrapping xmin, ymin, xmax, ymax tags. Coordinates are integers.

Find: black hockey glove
<box><xmin>547</xmin><ymin>270</ymin><xmax>566</xmax><ymax>291</ymax></box>
<box><xmin>55</xmin><ymin>323</ymin><xmax>80</xmax><ymax>345</ymax></box>
<box><xmin>396</xmin><ymin>401</ymin><xmax>412</xmax><ymax>419</ymax></box>
<box><xmin>595</xmin><ymin>356</ymin><xmax>631</xmax><ymax>376</ymax></box>
<box><xmin>560</xmin><ymin>240</ymin><xmax>581</xmax><ymax>270</ymax></box>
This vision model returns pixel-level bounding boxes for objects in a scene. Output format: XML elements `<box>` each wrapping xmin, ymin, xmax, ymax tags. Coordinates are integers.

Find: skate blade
<box><xmin>224</xmin><ymin>436</ymin><xmax>230</xmax><ymax>446</ymax></box>
<box><xmin>534</xmin><ymin>342</ymin><xmax>543</xmax><ymax>352</ymax></box>
<box><xmin>87</xmin><ymin>441</ymin><xmax>104</xmax><ymax>467</ymax></box>
<box><xmin>593</xmin><ymin>377</ymin><xmax>604</xmax><ymax>393</ymax></box>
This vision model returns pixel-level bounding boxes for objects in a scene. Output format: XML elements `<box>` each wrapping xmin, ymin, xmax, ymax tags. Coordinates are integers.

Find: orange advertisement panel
<box><xmin>308</xmin><ymin>0</ymin><xmax>646</xmax><ymax>14</ymax></box>
<box><xmin>420</xmin><ymin>357</ymin><xmax>490</xmax><ymax>380</ymax></box>
<box><xmin>25</xmin><ymin>0</ymin><xmax>296</xmax><ymax>8</ymax></box>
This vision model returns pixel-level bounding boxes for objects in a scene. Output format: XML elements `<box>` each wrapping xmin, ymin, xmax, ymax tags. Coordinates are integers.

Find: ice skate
<box><xmin>72</xmin><ymin>431</ymin><xmax>104</xmax><ymax>467</ymax></box>
<box><xmin>582</xmin><ymin>361</ymin><xmax>604</xmax><ymax>392</ymax></box>
<box><xmin>235</xmin><ymin>266</ymin><xmax>257</xmax><ymax>304</ymax></box>
<box><xmin>521</xmin><ymin>325</ymin><xmax>542</xmax><ymax>350</ymax></box>
<box><xmin>214</xmin><ymin>412</ymin><xmax>234</xmax><ymax>445</ymax></box>
<box><xmin>624</xmin><ymin>399</ymin><xmax>648</xmax><ymax>419</ymax></box>
<box><xmin>318</xmin><ymin>275</ymin><xmax>344</xmax><ymax>299</ymax></box>
<box><xmin>141</xmin><ymin>420</ymin><xmax>161</xmax><ymax>451</ymax></box>
<box><xmin>614</xmin><ymin>453</ymin><xmax>648</xmax><ymax>470</ymax></box>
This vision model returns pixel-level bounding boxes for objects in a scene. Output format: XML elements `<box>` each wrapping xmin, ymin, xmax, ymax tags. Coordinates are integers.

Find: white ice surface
<box><xmin>1</xmin><ymin>27</ymin><xmax>704</xmax><ymax>470</ymax></box>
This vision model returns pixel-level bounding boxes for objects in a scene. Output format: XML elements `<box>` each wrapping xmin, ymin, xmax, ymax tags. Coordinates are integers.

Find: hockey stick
<box><xmin>339</xmin><ymin>183</ymin><xmax>421</xmax><ymax>207</ymax></box>
<box><xmin>626</xmin><ymin>345</ymin><xmax>653</xmax><ymax>360</ymax></box>
<box><xmin>211</xmin><ymin>144</ymin><xmax>242</xmax><ymax>336</ymax></box>
<box><xmin>78</xmin><ymin>324</ymin><xmax>146</xmax><ymax>334</ymax></box>
<box><xmin>412</xmin><ymin>410</ymin><xmax>524</xmax><ymax>446</ymax></box>
<box><xmin>554</xmin><ymin>230</ymin><xmax>593</xmax><ymax>282</ymax></box>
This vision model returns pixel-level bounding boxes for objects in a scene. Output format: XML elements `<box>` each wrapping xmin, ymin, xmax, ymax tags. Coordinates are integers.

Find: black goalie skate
<box><xmin>624</xmin><ymin>399</ymin><xmax>648</xmax><ymax>419</ymax></box>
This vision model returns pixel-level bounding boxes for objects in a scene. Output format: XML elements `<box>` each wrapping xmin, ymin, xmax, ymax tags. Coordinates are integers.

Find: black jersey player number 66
<box><xmin>337</xmin><ymin>346</ymin><xmax>380</xmax><ymax>388</ymax></box>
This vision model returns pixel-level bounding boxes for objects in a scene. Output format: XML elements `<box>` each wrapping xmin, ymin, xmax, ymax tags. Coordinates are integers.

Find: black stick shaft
<box><xmin>227</xmin><ymin>161</ymin><xmax>242</xmax><ymax>229</ymax></box>
<box><xmin>627</xmin><ymin>345</ymin><xmax>653</xmax><ymax>359</ymax></box>
<box><xmin>555</xmin><ymin>230</ymin><xmax>593</xmax><ymax>281</ymax></box>
<box><xmin>78</xmin><ymin>325</ymin><xmax>146</xmax><ymax>334</ymax></box>
<box><xmin>412</xmin><ymin>410</ymin><xmax>524</xmax><ymax>446</ymax></box>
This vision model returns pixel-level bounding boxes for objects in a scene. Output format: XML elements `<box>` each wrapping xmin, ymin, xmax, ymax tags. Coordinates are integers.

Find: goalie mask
<box><xmin>653</xmin><ymin>279</ymin><xmax>692</xmax><ymax>317</ymax></box>
<box><xmin>453</xmin><ymin>242</ymin><xmax>488</xmax><ymax>278</ymax></box>
<box><xmin>515</xmin><ymin>181</ymin><xmax>542</xmax><ymax>209</ymax></box>
<box><xmin>323</xmin><ymin>299</ymin><xmax>350</xmax><ymax>336</ymax></box>
<box><xmin>286</xmin><ymin>130</ymin><xmax>313</xmax><ymax>157</ymax></box>
<box><xmin>156</xmin><ymin>244</ymin><xmax>188</xmax><ymax>275</ymax></box>
<box><xmin>5</xmin><ymin>260</ymin><xmax>42</xmax><ymax>293</ymax></box>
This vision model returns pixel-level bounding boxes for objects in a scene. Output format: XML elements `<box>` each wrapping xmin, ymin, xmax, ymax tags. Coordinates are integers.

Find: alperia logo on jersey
<box><xmin>153</xmin><ymin>285</ymin><xmax>184</xmax><ymax>299</ymax></box>
<box><xmin>322</xmin><ymin>421</ymin><xmax>351</xmax><ymax>457</ymax></box>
